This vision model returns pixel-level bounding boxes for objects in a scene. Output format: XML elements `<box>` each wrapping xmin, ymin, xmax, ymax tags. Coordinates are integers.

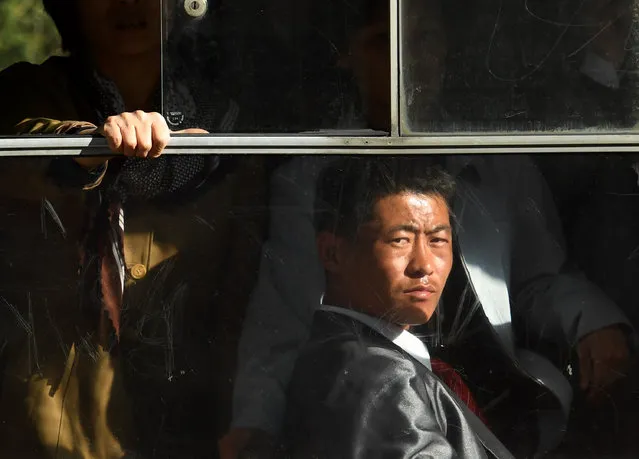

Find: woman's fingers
<box><xmin>101</xmin><ymin>116</ymin><xmax>124</xmax><ymax>154</ymax></box>
<box><xmin>100</xmin><ymin>112</ymin><xmax>207</xmax><ymax>158</ymax></box>
<box><xmin>131</xmin><ymin>111</ymin><xmax>154</xmax><ymax>158</ymax></box>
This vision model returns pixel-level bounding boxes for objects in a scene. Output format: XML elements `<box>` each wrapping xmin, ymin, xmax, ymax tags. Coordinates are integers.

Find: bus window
<box><xmin>401</xmin><ymin>0</ymin><xmax>636</xmax><ymax>133</ymax></box>
<box><xmin>0</xmin><ymin>0</ymin><xmax>391</xmax><ymax>135</ymax></box>
<box><xmin>163</xmin><ymin>0</ymin><xmax>391</xmax><ymax>133</ymax></box>
<box><xmin>0</xmin><ymin>0</ymin><xmax>637</xmax><ymax>458</ymax></box>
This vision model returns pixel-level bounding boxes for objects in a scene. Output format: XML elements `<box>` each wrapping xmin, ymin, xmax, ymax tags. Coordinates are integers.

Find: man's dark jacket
<box><xmin>277</xmin><ymin>310</ymin><xmax>514</xmax><ymax>459</ymax></box>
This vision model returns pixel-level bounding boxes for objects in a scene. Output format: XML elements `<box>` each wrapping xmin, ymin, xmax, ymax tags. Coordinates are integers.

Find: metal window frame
<box><xmin>390</xmin><ymin>0</ymin><xmax>400</xmax><ymax>136</ymax></box>
<box><xmin>1</xmin><ymin>133</ymin><xmax>639</xmax><ymax>157</ymax></box>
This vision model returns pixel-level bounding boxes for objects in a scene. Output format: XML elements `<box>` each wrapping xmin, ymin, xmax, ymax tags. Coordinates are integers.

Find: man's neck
<box><xmin>93</xmin><ymin>50</ymin><xmax>161</xmax><ymax>112</ymax></box>
<box><xmin>322</xmin><ymin>292</ymin><xmax>410</xmax><ymax>330</ymax></box>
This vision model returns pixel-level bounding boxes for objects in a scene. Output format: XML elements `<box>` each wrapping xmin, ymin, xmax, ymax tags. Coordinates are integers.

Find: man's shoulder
<box><xmin>299</xmin><ymin>311</ymin><xmax>430</xmax><ymax>385</ymax></box>
<box><xmin>306</xmin><ymin>309</ymin><xmax>389</xmax><ymax>349</ymax></box>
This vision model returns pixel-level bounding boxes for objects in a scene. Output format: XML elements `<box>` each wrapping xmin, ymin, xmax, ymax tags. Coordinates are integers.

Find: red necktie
<box><xmin>80</xmin><ymin>199</ymin><xmax>124</xmax><ymax>349</ymax></box>
<box><xmin>431</xmin><ymin>357</ymin><xmax>488</xmax><ymax>425</ymax></box>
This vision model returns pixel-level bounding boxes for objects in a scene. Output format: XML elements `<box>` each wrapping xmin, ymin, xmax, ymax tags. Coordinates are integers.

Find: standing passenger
<box><xmin>0</xmin><ymin>0</ymin><xmax>267</xmax><ymax>457</ymax></box>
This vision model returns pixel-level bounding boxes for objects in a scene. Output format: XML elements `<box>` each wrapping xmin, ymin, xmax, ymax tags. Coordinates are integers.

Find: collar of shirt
<box><xmin>319</xmin><ymin>304</ymin><xmax>432</xmax><ymax>371</ymax></box>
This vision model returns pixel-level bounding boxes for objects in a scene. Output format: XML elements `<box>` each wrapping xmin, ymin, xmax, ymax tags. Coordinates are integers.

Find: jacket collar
<box><xmin>318</xmin><ymin>304</ymin><xmax>432</xmax><ymax>370</ymax></box>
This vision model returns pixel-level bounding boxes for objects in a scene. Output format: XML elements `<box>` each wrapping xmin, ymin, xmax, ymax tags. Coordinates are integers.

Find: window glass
<box><xmin>0</xmin><ymin>0</ymin><xmax>61</xmax><ymax>72</ymax></box>
<box><xmin>0</xmin><ymin>0</ymin><xmax>391</xmax><ymax>135</ymax></box>
<box><xmin>0</xmin><ymin>153</ymin><xmax>637</xmax><ymax>458</ymax></box>
<box><xmin>0</xmin><ymin>154</ymin><xmax>269</xmax><ymax>458</ymax></box>
<box><xmin>401</xmin><ymin>0</ymin><xmax>638</xmax><ymax>133</ymax></box>
<box><xmin>163</xmin><ymin>0</ymin><xmax>391</xmax><ymax>132</ymax></box>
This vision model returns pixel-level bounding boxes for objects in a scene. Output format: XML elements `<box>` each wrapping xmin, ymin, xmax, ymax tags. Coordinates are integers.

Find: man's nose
<box><xmin>406</xmin><ymin>239</ymin><xmax>434</xmax><ymax>278</ymax></box>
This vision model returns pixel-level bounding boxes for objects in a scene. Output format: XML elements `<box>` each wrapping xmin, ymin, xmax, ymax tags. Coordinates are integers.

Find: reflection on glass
<box><xmin>0</xmin><ymin>0</ymin><xmax>165</xmax><ymax>136</ymax></box>
<box><xmin>402</xmin><ymin>0</ymin><xmax>638</xmax><ymax>132</ymax></box>
<box><xmin>2</xmin><ymin>153</ymin><xmax>637</xmax><ymax>458</ymax></box>
<box><xmin>0</xmin><ymin>0</ymin><xmax>391</xmax><ymax>136</ymax></box>
<box><xmin>0</xmin><ymin>154</ymin><xmax>268</xmax><ymax>458</ymax></box>
<box><xmin>163</xmin><ymin>0</ymin><xmax>391</xmax><ymax>132</ymax></box>
<box><xmin>233</xmin><ymin>152</ymin><xmax>639</xmax><ymax>458</ymax></box>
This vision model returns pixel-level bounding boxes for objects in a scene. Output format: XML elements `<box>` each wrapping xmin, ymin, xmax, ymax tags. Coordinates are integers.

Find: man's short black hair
<box><xmin>314</xmin><ymin>156</ymin><xmax>455</xmax><ymax>238</ymax></box>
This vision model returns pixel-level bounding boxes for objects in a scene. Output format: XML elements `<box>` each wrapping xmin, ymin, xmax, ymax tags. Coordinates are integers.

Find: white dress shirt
<box><xmin>319</xmin><ymin>304</ymin><xmax>432</xmax><ymax>371</ymax></box>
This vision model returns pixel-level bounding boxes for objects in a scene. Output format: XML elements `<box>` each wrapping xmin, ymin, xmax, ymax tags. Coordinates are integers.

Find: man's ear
<box><xmin>316</xmin><ymin>231</ymin><xmax>346</xmax><ymax>274</ymax></box>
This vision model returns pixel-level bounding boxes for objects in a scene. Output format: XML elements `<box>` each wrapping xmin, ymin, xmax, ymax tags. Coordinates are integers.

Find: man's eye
<box><xmin>391</xmin><ymin>238</ymin><xmax>410</xmax><ymax>245</ymax></box>
<box><xmin>431</xmin><ymin>237</ymin><xmax>449</xmax><ymax>246</ymax></box>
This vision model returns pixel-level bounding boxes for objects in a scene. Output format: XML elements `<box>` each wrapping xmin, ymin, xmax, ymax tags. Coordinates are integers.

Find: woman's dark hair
<box><xmin>314</xmin><ymin>156</ymin><xmax>455</xmax><ymax>239</ymax></box>
<box><xmin>42</xmin><ymin>0</ymin><xmax>81</xmax><ymax>52</ymax></box>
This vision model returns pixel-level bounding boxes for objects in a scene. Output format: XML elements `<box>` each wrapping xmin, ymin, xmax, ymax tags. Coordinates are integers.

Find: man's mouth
<box><xmin>404</xmin><ymin>285</ymin><xmax>436</xmax><ymax>299</ymax></box>
<box><xmin>404</xmin><ymin>285</ymin><xmax>436</xmax><ymax>293</ymax></box>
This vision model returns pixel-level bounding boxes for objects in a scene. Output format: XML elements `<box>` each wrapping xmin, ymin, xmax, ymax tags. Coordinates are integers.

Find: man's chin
<box><xmin>394</xmin><ymin>306</ymin><xmax>436</xmax><ymax>327</ymax></box>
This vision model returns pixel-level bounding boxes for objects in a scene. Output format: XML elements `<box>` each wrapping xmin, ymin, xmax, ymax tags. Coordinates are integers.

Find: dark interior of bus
<box><xmin>0</xmin><ymin>0</ymin><xmax>637</xmax><ymax>458</ymax></box>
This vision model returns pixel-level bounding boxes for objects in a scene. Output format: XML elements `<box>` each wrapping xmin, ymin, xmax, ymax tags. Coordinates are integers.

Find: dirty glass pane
<box><xmin>0</xmin><ymin>0</ymin><xmax>390</xmax><ymax>135</ymax></box>
<box><xmin>0</xmin><ymin>154</ymin><xmax>268</xmax><ymax>458</ymax></box>
<box><xmin>401</xmin><ymin>0</ymin><xmax>639</xmax><ymax>133</ymax></box>
<box><xmin>163</xmin><ymin>0</ymin><xmax>391</xmax><ymax>133</ymax></box>
<box><xmin>0</xmin><ymin>153</ymin><xmax>637</xmax><ymax>458</ymax></box>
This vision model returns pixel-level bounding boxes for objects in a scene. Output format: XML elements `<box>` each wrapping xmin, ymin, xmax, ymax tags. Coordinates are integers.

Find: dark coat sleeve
<box><xmin>0</xmin><ymin>59</ymin><xmax>81</xmax><ymax>135</ymax></box>
<box><xmin>281</xmin><ymin>343</ymin><xmax>488</xmax><ymax>459</ymax></box>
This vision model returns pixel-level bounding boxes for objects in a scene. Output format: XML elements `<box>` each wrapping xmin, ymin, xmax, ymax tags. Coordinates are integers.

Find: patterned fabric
<box><xmin>14</xmin><ymin>115</ymin><xmax>214</xmax><ymax>344</ymax></box>
<box><xmin>85</xmin><ymin>156</ymin><xmax>220</xmax><ymax>346</ymax></box>
<box><xmin>39</xmin><ymin>56</ymin><xmax>235</xmax><ymax>345</ymax></box>
<box><xmin>98</xmin><ymin>202</ymin><xmax>125</xmax><ymax>342</ymax></box>
<box><xmin>78</xmin><ymin>55</ymin><xmax>214</xmax><ymax>205</ymax></box>
<box><xmin>431</xmin><ymin>357</ymin><xmax>487</xmax><ymax>424</ymax></box>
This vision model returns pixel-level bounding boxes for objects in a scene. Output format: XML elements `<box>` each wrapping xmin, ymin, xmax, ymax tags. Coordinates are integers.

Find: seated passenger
<box><xmin>0</xmin><ymin>0</ymin><xmax>266</xmax><ymax>457</ymax></box>
<box><xmin>224</xmin><ymin>0</ymin><xmax>635</xmax><ymax>457</ymax></box>
<box><xmin>276</xmin><ymin>157</ymin><xmax>513</xmax><ymax>459</ymax></box>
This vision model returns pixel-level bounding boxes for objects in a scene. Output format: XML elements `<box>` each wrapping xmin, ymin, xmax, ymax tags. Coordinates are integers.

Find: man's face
<box><xmin>331</xmin><ymin>192</ymin><xmax>453</xmax><ymax>325</ymax></box>
<box><xmin>78</xmin><ymin>0</ymin><xmax>162</xmax><ymax>58</ymax></box>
